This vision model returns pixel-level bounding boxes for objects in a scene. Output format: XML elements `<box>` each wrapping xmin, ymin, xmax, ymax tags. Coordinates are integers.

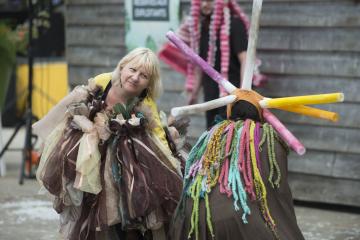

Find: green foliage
<box><xmin>0</xmin><ymin>5</ymin><xmax>52</xmax><ymax>58</ymax></box>
<box><xmin>112</xmin><ymin>97</ymin><xmax>140</xmax><ymax>119</ymax></box>
<box><xmin>0</xmin><ymin>1</ymin><xmax>52</xmax><ymax>109</ymax></box>
<box><xmin>0</xmin><ymin>23</ymin><xmax>17</xmax><ymax>64</ymax></box>
<box><xmin>0</xmin><ymin>23</ymin><xmax>17</xmax><ymax>109</ymax></box>
<box><xmin>113</xmin><ymin>103</ymin><xmax>128</xmax><ymax>118</ymax></box>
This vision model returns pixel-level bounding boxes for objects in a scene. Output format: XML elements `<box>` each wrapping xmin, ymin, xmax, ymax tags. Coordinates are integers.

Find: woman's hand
<box><xmin>168</xmin><ymin>126</ymin><xmax>180</xmax><ymax>141</ymax></box>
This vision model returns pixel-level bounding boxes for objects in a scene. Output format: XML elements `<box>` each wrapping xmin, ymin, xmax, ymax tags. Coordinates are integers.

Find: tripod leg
<box><xmin>20</xmin><ymin>110</ymin><xmax>35</xmax><ymax>184</ymax></box>
<box><xmin>20</xmin><ymin>149</ymin><xmax>26</xmax><ymax>185</ymax></box>
<box><xmin>0</xmin><ymin>115</ymin><xmax>4</xmax><ymax>176</ymax></box>
<box><xmin>0</xmin><ymin>120</ymin><xmax>25</xmax><ymax>158</ymax></box>
<box><xmin>19</xmin><ymin>111</ymin><xmax>39</xmax><ymax>184</ymax></box>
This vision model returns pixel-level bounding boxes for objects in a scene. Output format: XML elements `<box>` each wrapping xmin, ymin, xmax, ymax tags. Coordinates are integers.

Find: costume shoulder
<box><xmin>142</xmin><ymin>97</ymin><xmax>169</xmax><ymax>148</ymax></box>
<box><xmin>94</xmin><ymin>72</ymin><xmax>112</xmax><ymax>90</ymax></box>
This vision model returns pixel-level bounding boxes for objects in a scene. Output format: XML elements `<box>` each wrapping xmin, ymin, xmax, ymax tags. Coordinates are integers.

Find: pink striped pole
<box><xmin>263</xmin><ymin>109</ymin><xmax>306</xmax><ymax>155</ymax></box>
<box><xmin>166</xmin><ymin>31</ymin><xmax>236</xmax><ymax>93</ymax></box>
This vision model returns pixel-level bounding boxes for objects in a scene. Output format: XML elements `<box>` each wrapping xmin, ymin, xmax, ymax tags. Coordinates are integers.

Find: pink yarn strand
<box><xmin>244</xmin><ymin>120</ymin><xmax>255</xmax><ymax>200</ymax></box>
<box><xmin>219</xmin><ymin>122</ymin><xmax>235</xmax><ymax>196</ymax></box>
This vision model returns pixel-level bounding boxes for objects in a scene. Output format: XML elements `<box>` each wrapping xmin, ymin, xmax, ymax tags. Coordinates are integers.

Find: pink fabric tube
<box><xmin>262</xmin><ymin>109</ymin><xmax>306</xmax><ymax>155</ymax></box>
<box><xmin>166</xmin><ymin>31</ymin><xmax>236</xmax><ymax>93</ymax></box>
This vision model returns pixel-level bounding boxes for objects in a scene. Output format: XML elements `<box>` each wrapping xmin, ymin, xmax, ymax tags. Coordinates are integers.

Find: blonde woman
<box><xmin>34</xmin><ymin>48</ymin><xmax>183</xmax><ymax>240</ymax></box>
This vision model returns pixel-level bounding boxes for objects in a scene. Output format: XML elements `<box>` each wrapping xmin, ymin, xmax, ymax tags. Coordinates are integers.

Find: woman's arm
<box><xmin>187</xmin><ymin>69</ymin><xmax>202</xmax><ymax>105</ymax></box>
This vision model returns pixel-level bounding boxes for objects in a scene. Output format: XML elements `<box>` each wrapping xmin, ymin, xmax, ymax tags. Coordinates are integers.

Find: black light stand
<box><xmin>0</xmin><ymin>0</ymin><xmax>38</xmax><ymax>184</ymax></box>
<box><xmin>19</xmin><ymin>0</ymin><xmax>36</xmax><ymax>184</ymax></box>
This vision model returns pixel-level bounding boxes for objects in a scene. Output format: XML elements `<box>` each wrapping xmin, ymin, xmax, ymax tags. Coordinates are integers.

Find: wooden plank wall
<box><xmin>66</xmin><ymin>0</ymin><xmax>126</xmax><ymax>88</ymax></box>
<box><xmin>66</xmin><ymin>0</ymin><xmax>360</xmax><ymax>206</ymax></box>
<box><xmin>251</xmin><ymin>0</ymin><xmax>360</xmax><ymax>207</ymax></box>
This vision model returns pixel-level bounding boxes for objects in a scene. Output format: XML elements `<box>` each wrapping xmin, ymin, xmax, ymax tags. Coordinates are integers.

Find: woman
<box><xmin>34</xmin><ymin>48</ymin><xmax>183</xmax><ymax>240</ymax></box>
<box><xmin>169</xmin><ymin>94</ymin><xmax>305</xmax><ymax>240</ymax></box>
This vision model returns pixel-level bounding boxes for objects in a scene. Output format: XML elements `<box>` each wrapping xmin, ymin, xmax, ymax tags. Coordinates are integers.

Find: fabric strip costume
<box><xmin>33</xmin><ymin>72</ymin><xmax>184</xmax><ymax>239</ymax></box>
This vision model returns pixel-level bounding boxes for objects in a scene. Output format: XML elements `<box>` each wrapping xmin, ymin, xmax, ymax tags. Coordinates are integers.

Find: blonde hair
<box><xmin>111</xmin><ymin>47</ymin><xmax>162</xmax><ymax>100</ymax></box>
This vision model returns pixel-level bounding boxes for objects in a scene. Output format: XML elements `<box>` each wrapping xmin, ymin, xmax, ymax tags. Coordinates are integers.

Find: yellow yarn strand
<box><xmin>188</xmin><ymin>175</ymin><xmax>202</xmax><ymax>239</ymax></box>
<box><xmin>205</xmin><ymin>122</ymin><xmax>228</xmax><ymax>187</ymax></box>
<box><xmin>250</xmin><ymin>122</ymin><xmax>276</xmax><ymax>228</ymax></box>
<box><xmin>250</xmin><ymin>122</ymin><xmax>264</xmax><ymax>199</ymax></box>
<box><xmin>269</xmin><ymin>126</ymin><xmax>281</xmax><ymax>187</ymax></box>
<box><xmin>205</xmin><ymin>193</ymin><xmax>215</xmax><ymax>238</ymax></box>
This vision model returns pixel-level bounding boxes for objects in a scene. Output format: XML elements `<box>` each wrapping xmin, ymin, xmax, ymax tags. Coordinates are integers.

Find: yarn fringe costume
<box><xmin>169</xmin><ymin>117</ymin><xmax>304</xmax><ymax>240</ymax></box>
<box><xmin>34</xmin><ymin>73</ymin><xmax>183</xmax><ymax>240</ymax></box>
<box><xmin>165</xmin><ymin>0</ymin><xmax>343</xmax><ymax>237</ymax></box>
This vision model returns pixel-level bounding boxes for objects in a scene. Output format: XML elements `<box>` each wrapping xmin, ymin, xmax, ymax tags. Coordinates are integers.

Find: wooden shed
<box><xmin>65</xmin><ymin>0</ymin><xmax>360</xmax><ymax>207</ymax></box>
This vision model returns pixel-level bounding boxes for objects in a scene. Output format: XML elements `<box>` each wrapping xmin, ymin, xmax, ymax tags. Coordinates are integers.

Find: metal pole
<box><xmin>20</xmin><ymin>0</ymin><xmax>35</xmax><ymax>184</ymax></box>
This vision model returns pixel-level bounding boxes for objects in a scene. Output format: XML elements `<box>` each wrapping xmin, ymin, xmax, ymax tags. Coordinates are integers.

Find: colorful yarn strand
<box><xmin>185</xmin><ymin>120</ymin><xmax>283</xmax><ymax>239</ymax></box>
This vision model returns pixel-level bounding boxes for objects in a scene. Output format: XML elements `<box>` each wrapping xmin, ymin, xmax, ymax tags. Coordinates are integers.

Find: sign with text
<box><xmin>125</xmin><ymin>0</ymin><xmax>180</xmax><ymax>52</ymax></box>
<box><xmin>133</xmin><ymin>0</ymin><xmax>169</xmax><ymax>21</ymax></box>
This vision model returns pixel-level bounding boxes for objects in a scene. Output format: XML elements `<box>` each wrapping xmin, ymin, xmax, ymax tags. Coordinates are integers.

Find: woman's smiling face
<box><xmin>120</xmin><ymin>60</ymin><xmax>150</xmax><ymax>98</ymax></box>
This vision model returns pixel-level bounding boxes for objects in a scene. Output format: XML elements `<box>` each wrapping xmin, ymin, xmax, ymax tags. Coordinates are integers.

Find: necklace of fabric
<box><xmin>188</xmin><ymin>0</ymin><xmax>250</xmax><ymax>93</ymax></box>
<box><xmin>183</xmin><ymin>119</ymin><xmax>282</xmax><ymax>240</ymax></box>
